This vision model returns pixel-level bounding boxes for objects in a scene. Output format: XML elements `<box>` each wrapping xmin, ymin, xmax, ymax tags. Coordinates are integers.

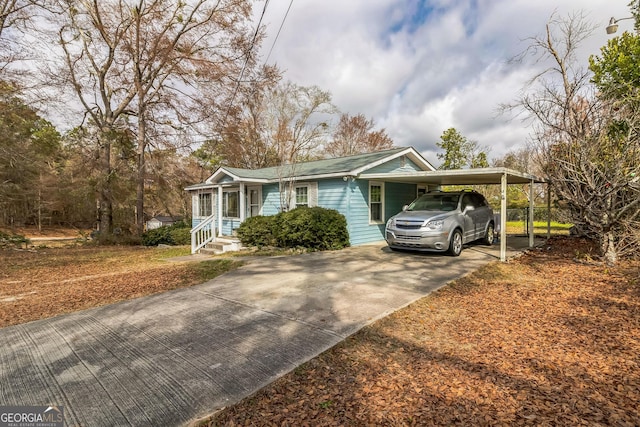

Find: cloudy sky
<box><xmin>254</xmin><ymin>0</ymin><xmax>631</xmax><ymax>166</ymax></box>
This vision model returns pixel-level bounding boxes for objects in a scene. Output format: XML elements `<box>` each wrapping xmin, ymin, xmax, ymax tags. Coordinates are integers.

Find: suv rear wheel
<box><xmin>448</xmin><ymin>229</ymin><xmax>463</xmax><ymax>256</ymax></box>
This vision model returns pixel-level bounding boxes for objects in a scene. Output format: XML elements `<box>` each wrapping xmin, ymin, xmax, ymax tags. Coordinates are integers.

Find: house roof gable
<box><xmin>196</xmin><ymin>147</ymin><xmax>434</xmax><ymax>186</ymax></box>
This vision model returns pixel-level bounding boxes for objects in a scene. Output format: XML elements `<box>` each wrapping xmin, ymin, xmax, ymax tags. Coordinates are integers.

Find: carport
<box><xmin>361</xmin><ymin>167</ymin><xmax>547</xmax><ymax>262</ymax></box>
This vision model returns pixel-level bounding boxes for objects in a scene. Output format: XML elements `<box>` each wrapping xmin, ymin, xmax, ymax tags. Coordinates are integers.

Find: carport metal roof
<box><xmin>361</xmin><ymin>167</ymin><xmax>544</xmax><ymax>185</ymax></box>
<box><xmin>362</xmin><ymin>167</ymin><xmax>547</xmax><ymax>262</ymax></box>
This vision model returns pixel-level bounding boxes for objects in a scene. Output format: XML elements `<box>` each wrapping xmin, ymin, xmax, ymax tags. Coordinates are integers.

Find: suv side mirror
<box><xmin>464</xmin><ymin>205</ymin><xmax>475</xmax><ymax>213</ymax></box>
<box><xmin>402</xmin><ymin>205</ymin><xmax>409</xmax><ymax>211</ymax></box>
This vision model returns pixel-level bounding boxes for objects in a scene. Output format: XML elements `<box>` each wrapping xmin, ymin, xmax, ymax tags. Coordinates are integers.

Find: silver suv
<box><xmin>385</xmin><ymin>190</ymin><xmax>495</xmax><ymax>256</ymax></box>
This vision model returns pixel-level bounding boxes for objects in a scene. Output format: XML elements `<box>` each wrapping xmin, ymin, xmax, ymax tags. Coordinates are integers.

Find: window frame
<box><xmin>247</xmin><ymin>187</ymin><xmax>261</xmax><ymax>217</ymax></box>
<box><xmin>222</xmin><ymin>190</ymin><xmax>240</xmax><ymax>219</ymax></box>
<box><xmin>369</xmin><ymin>181</ymin><xmax>385</xmax><ymax>224</ymax></box>
<box><xmin>295</xmin><ymin>185</ymin><xmax>309</xmax><ymax>208</ymax></box>
<box><xmin>198</xmin><ymin>193</ymin><xmax>212</xmax><ymax>217</ymax></box>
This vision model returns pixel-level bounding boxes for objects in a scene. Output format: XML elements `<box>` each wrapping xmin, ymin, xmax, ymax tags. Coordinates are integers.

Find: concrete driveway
<box><xmin>0</xmin><ymin>239</ymin><xmax>538</xmax><ymax>426</ymax></box>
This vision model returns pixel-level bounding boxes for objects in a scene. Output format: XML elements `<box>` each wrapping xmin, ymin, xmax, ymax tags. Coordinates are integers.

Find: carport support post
<box><xmin>529</xmin><ymin>178</ymin><xmax>535</xmax><ymax>248</ymax></box>
<box><xmin>500</xmin><ymin>172</ymin><xmax>507</xmax><ymax>262</ymax></box>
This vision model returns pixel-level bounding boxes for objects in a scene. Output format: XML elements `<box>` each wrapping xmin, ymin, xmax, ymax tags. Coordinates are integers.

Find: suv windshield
<box><xmin>407</xmin><ymin>193</ymin><xmax>459</xmax><ymax>212</ymax></box>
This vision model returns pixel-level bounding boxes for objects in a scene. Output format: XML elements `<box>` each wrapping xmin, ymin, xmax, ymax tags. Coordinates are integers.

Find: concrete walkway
<box><xmin>0</xmin><ymin>239</ymin><xmax>540</xmax><ymax>426</ymax></box>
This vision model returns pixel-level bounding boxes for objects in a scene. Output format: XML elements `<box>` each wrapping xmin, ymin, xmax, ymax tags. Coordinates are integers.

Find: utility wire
<box><xmin>220</xmin><ymin>0</ymin><xmax>270</xmax><ymax>129</ymax></box>
<box><xmin>264</xmin><ymin>0</ymin><xmax>294</xmax><ymax>64</ymax></box>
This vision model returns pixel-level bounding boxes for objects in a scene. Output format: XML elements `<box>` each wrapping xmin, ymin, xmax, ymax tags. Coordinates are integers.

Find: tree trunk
<box><xmin>136</xmin><ymin>119</ymin><xmax>146</xmax><ymax>236</ymax></box>
<box><xmin>601</xmin><ymin>230</ymin><xmax>618</xmax><ymax>266</ymax></box>
<box><xmin>98</xmin><ymin>137</ymin><xmax>113</xmax><ymax>234</ymax></box>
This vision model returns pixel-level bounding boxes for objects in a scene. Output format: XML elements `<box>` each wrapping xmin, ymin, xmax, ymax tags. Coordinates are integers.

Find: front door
<box><xmin>246</xmin><ymin>186</ymin><xmax>262</xmax><ymax>218</ymax></box>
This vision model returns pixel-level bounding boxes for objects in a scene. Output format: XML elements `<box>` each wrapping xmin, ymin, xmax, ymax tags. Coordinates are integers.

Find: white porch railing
<box><xmin>191</xmin><ymin>214</ymin><xmax>216</xmax><ymax>254</ymax></box>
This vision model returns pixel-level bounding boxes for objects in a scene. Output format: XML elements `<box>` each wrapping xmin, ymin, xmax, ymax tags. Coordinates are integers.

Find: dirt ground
<box><xmin>205</xmin><ymin>237</ymin><xmax>640</xmax><ymax>426</ymax></box>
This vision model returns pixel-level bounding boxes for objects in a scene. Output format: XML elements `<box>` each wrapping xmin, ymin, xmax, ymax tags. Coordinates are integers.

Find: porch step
<box><xmin>198</xmin><ymin>237</ymin><xmax>243</xmax><ymax>255</ymax></box>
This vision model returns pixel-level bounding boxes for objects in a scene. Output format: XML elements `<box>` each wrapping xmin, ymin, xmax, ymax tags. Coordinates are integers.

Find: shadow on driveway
<box><xmin>0</xmin><ymin>239</ymin><xmax>540</xmax><ymax>426</ymax></box>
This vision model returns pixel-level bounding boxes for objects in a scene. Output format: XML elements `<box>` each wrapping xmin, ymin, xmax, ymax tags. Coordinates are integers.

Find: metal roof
<box><xmin>362</xmin><ymin>167</ymin><xmax>545</xmax><ymax>185</ymax></box>
<box><xmin>185</xmin><ymin>147</ymin><xmax>436</xmax><ymax>189</ymax></box>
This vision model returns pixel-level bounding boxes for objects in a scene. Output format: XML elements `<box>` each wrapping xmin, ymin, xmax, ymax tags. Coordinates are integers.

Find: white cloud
<box><xmin>257</xmin><ymin>0</ymin><xmax>631</xmax><ymax>165</ymax></box>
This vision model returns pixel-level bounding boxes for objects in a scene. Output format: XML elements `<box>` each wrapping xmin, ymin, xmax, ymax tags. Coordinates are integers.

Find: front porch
<box><xmin>189</xmin><ymin>182</ymin><xmax>263</xmax><ymax>254</ymax></box>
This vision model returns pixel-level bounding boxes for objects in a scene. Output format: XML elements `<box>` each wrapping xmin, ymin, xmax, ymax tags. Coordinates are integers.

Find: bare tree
<box><xmin>212</xmin><ymin>65</ymin><xmax>282</xmax><ymax>169</ymax></box>
<box><xmin>507</xmin><ymin>12</ymin><xmax>640</xmax><ymax>264</ymax></box>
<box><xmin>0</xmin><ymin>0</ymin><xmax>37</xmax><ymax>82</ymax></box>
<box><xmin>266</xmin><ymin>81</ymin><xmax>335</xmax><ymax>165</ymax></box>
<box><xmin>324</xmin><ymin>113</ymin><xmax>394</xmax><ymax>157</ymax></box>
<box><xmin>44</xmin><ymin>0</ymin><xmax>258</xmax><ymax>235</ymax></box>
<box><xmin>266</xmin><ymin>82</ymin><xmax>334</xmax><ymax>211</ymax></box>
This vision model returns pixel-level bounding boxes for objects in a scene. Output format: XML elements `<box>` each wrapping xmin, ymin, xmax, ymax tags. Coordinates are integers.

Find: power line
<box><xmin>220</xmin><ymin>0</ymin><xmax>270</xmax><ymax>130</ymax></box>
<box><xmin>264</xmin><ymin>0</ymin><xmax>294</xmax><ymax>64</ymax></box>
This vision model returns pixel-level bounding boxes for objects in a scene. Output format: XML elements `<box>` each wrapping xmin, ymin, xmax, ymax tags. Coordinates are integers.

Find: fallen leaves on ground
<box><xmin>207</xmin><ymin>237</ymin><xmax>640</xmax><ymax>426</ymax></box>
<box><xmin>0</xmin><ymin>246</ymin><xmax>241</xmax><ymax>327</ymax></box>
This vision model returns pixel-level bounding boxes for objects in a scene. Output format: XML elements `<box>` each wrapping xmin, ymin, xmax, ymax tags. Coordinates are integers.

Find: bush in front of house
<box><xmin>236</xmin><ymin>215</ymin><xmax>277</xmax><ymax>248</ymax></box>
<box><xmin>238</xmin><ymin>207</ymin><xmax>349</xmax><ymax>251</ymax></box>
<box><xmin>142</xmin><ymin>220</ymin><xmax>190</xmax><ymax>246</ymax></box>
<box><xmin>275</xmin><ymin>207</ymin><xmax>349</xmax><ymax>250</ymax></box>
<box><xmin>169</xmin><ymin>227</ymin><xmax>191</xmax><ymax>245</ymax></box>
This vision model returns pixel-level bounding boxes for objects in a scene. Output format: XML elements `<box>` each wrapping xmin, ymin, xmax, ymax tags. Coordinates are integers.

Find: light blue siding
<box><xmin>219</xmin><ymin>175</ymin><xmax>235</xmax><ymax>184</ymax></box>
<box><xmin>191</xmin><ymin>178</ymin><xmax>417</xmax><ymax>246</ymax></box>
<box><xmin>221</xmin><ymin>219</ymin><xmax>241</xmax><ymax>234</ymax></box>
<box><xmin>366</xmin><ymin>156</ymin><xmax>424</xmax><ymax>174</ymax></box>
<box><xmin>345</xmin><ymin>180</ymin><xmax>418</xmax><ymax>245</ymax></box>
<box><xmin>317</xmin><ymin>179</ymin><xmax>349</xmax><ymax>212</ymax></box>
<box><xmin>347</xmin><ymin>180</ymin><xmax>379</xmax><ymax>245</ymax></box>
<box><xmin>262</xmin><ymin>183</ymin><xmax>281</xmax><ymax>216</ymax></box>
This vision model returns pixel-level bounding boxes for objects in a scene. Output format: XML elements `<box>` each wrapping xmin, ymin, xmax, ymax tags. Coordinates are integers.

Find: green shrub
<box><xmin>274</xmin><ymin>207</ymin><xmax>349</xmax><ymax>250</ymax></box>
<box><xmin>237</xmin><ymin>207</ymin><xmax>350</xmax><ymax>251</ymax></box>
<box><xmin>142</xmin><ymin>221</ymin><xmax>190</xmax><ymax>246</ymax></box>
<box><xmin>169</xmin><ymin>227</ymin><xmax>191</xmax><ymax>245</ymax></box>
<box><xmin>0</xmin><ymin>231</ymin><xmax>29</xmax><ymax>249</ymax></box>
<box><xmin>237</xmin><ymin>215</ymin><xmax>276</xmax><ymax>248</ymax></box>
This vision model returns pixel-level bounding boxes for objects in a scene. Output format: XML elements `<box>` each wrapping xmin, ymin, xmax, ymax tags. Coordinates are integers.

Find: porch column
<box><xmin>529</xmin><ymin>178</ymin><xmax>535</xmax><ymax>247</ymax></box>
<box><xmin>217</xmin><ymin>186</ymin><xmax>223</xmax><ymax>237</ymax></box>
<box><xmin>239</xmin><ymin>182</ymin><xmax>246</xmax><ymax>223</ymax></box>
<box><xmin>500</xmin><ymin>172</ymin><xmax>507</xmax><ymax>262</ymax></box>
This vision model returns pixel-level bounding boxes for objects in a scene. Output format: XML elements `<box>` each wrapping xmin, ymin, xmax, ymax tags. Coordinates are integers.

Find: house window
<box><xmin>248</xmin><ymin>189</ymin><xmax>260</xmax><ymax>217</ymax></box>
<box><xmin>198</xmin><ymin>193</ymin><xmax>212</xmax><ymax>217</ymax></box>
<box><xmin>295</xmin><ymin>186</ymin><xmax>308</xmax><ymax>207</ymax></box>
<box><xmin>223</xmin><ymin>191</ymin><xmax>239</xmax><ymax>218</ymax></box>
<box><xmin>369</xmin><ymin>182</ymin><xmax>384</xmax><ymax>224</ymax></box>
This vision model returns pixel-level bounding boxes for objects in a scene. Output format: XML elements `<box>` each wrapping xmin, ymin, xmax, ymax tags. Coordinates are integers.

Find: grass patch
<box><xmin>152</xmin><ymin>245</ymin><xmax>192</xmax><ymax>259</ymax></box>
<box><xmin>505</xmin><ymin>220</ymin><xmax>572</xmax><ymax>235</ymax></box>
<box><xmin>185</xmin><ymin>259</ymin><xmax>242</xmax><ymax>283</ymax></box>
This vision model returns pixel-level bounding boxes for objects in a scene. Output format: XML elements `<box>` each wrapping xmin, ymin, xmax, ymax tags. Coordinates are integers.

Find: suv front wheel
<box><xmin>448</xmin><ymin>229</ymin><xmax>463</xmax><ymax>256</ymax></box>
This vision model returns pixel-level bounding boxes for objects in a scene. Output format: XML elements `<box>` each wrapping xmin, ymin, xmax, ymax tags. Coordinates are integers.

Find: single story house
<box><xmin>185</xmin><ymin>146</ymin><xmax>546</xmax><ymax>260</ymax></box>
<box><xmin>185</xmin><ymin>147</ymin><xmax>437</xmax><ymax>253</ymax></box>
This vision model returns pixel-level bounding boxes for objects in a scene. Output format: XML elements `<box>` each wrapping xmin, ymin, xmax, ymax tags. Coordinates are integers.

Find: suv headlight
<box><xmin>386</xmin><ymin>218</ymin><xmax>396</xmax><ymax>228</ymax></box>
<box><xmin>425</xmin><ymin>220</ymin><xmax>444</xmax><ymax>230</ymax></box>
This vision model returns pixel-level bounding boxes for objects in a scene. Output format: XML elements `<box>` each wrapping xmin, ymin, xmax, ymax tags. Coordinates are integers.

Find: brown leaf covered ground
<box><xmin>206</xmin><ymin>237</ymin><xmax>640</xmax><ymax>426</ymax></box>
<box><xmin>0</xmin><ymin>246</ymin><xmax>241</xmax><ymax>327</ymax></box>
